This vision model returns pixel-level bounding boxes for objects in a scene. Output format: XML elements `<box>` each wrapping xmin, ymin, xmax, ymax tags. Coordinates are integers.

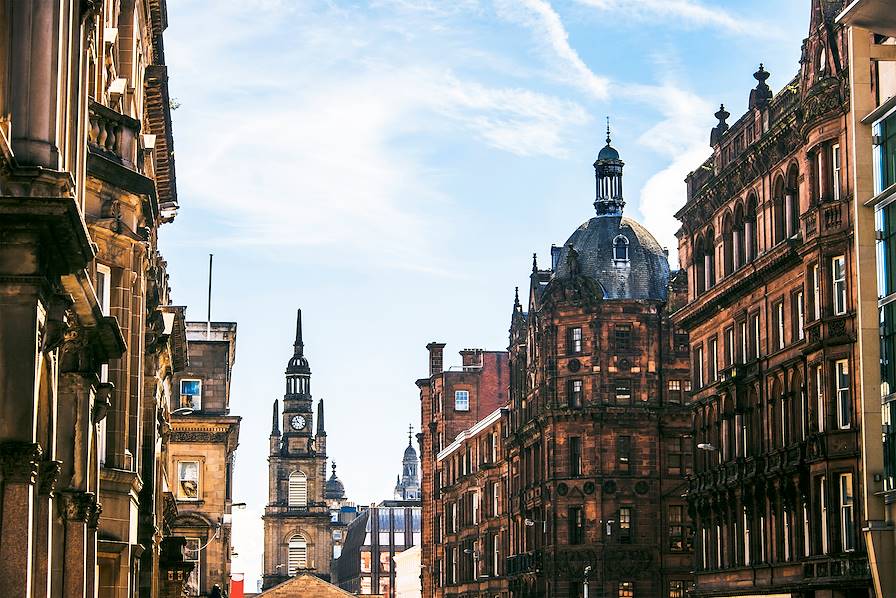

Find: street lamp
<box><xmin>696</xmin><ymin>443</ymin><xmax>717</xmax><ymax>451</ymax></box>
<box><xmin>583</xmin><ymin>565</ymin><xmax>592</xmax><ymax>598</ymax></box>
<box><xmin>171</xmin><ymin>407</ymin><xmax>194</xmax><ymax>416</ymax></box>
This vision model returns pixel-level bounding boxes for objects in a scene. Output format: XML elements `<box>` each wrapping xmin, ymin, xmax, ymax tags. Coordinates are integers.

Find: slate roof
<box><xmin>553</xmin><ymin>215</ymin><xmax>670</xmax><ymax>301</ymax></box>
<box><xmin>256</xmin><ymin>573</ymin><xmax>357</xmax><ymax>597</ymax></box>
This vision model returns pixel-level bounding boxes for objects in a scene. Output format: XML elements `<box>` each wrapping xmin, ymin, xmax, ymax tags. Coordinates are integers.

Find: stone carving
<box><xmin>0</xmin><ymin>441</ymin><xmax>42</xmax><ymax>484</ymax></box>
<box><xmin>38</xmin><ymin>460</ymin><xmax>63</xmax><ymax>495</ymax></box>
<box><xmin>58</xmin><ymin>490</ymin><xmax>95</xmax><ymax>522</ymax></box>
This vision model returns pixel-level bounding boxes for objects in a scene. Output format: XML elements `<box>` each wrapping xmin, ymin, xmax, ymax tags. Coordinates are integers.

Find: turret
<box><xmin>270</xmin><ymin>399</ymin><xmax>280</xmax><ymax>455</ymax></box>
<box><xmin>594</xmin><ymin>118</ymin><xmax>625</xmax><ymax>217</ymax></box>
<box><xmin>316</xmin><ymin>398</ymin><xmax>327</xmax><ymax>455</ymax></box>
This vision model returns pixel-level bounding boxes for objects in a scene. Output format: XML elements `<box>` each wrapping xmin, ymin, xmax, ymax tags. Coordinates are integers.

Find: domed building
<box><xmin>501</xmin><ymin>129</ymin><xmax>695</xmax><ymax>598</ymax></box>
<box><xmin>394</xmin><ymin>426</ymin><xmax>421</xmax><ymax>500</ymax></box>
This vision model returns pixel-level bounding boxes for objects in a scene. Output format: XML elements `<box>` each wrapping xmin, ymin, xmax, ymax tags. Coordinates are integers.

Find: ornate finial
<box><xmin>710</xmin><ymin>104</ymin><xmax>731</xmax><ymax>147</ymax></box>
<box><xmin>532</xmin><ymin>253</ymin><xmax>538</xmax><ymax>273</ymax></box>
<box><xmin>408</xmin><ymin>424</ymin><xmax>413</xmax><ymax>445</ymax></box>
<box><xmin>271</xmin><ymin>399</ymin><xmax>280</xmax><ymax>436</ymax></box>
<box><xmin>715</xmin><ymin>104</ymin><xmax>730</xmax><ymax>125</ymax></box>
<box><xmin>331</xmin><ymin>461</ymin><xmax>337</xmax><ymax>476</ymax></box>
<box><xmin>750</xmin><ymin>64</ymin><xmax>772</xmax><ymax>109</ymax></box>
<box><xmin>606</xmin><ymin>116</ymin><xmax>611</xmax><ymax>146</ymax></box>
<box><xmin>514</xmin><ymin>286</ymin><xmax>521</xmax><ymax>308</ymax></box>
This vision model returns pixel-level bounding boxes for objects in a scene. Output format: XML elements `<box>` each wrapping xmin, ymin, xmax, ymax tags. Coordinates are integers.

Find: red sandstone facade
<box><xmin>418</xmin><ymin>346</ymin><xmax>509</xmax><ymax>598</ymax></box>
<box><xmin>673</xmin><ymin>1</ymin><xmax>873</xmax><ymax>596</ymax></box>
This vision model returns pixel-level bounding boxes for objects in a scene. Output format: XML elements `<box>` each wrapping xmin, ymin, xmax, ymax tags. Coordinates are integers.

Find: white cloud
<box><xmin>494</xmin><ymin>0</ymin><xmax>609</xmax><ymax>99</ymax></box>
<box><xmin>573</xmin><ymin>0</ymin><xmax>783</xmax><ymax>37</ymax></box>
<box><xmin>167</xmin><ymin>1</ymin><xmax>588</xmax><ymax>273</ymax></box>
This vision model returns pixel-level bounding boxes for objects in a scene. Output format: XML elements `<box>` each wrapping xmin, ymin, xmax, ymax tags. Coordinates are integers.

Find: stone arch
<box><xmin>721</xmin><ymin>211</ymin><xmax>735</xmax><ymax>277</ymax></box>
<box><xmin>773</xmin><ymin>174</ymin><xmax>787</xmax><ymax>244</ymax></box>
<box><xmin>746</xmin><ymin>193</ymin><xmax>759</xmax><ymax>261</ymax></box>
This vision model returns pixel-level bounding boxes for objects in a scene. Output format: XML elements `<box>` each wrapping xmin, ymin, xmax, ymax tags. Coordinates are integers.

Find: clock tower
<box><xmin>263</xmin><ymin>309</ymin><xmax>334</xmax><ymax>589</ymax></box>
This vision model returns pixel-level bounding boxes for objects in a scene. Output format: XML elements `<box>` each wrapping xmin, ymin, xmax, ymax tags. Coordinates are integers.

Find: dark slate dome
<box><xmin>596</xmin><ymin>142</ymin><xmax>619</xmax><ymax>162</ymax></box>
<box><xmin>286</xmin><ymin>354</ymin><xmax>310</xmax><ymax>375</ymax></box>
<box><xmin>553</xmin><ymin>215</ymin><xmax>670</xmax><ymax>301</ymax></box>
<box><xmin>325</xmin><ymin>463</ymin><xmax>345</xmax><ymax>500</ymax></box>
<box><xmin>404</xmin><ymin>443</ymin><xmax>417</xmax><ymax>461</ymax></box>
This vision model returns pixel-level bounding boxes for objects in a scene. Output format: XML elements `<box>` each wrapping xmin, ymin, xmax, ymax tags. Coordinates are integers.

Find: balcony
<box><xmin>506</xmin><ymin>551</ymin><xmax>542</xmax><ymax>576</ymax></box>
<box><xmin>88</xmin><ymin>100</ymin><xmax>140</xmax><ymax>169</ymax></box>
<box><xmin>87</xmin><ymin>100</ymin><xmax>157</xmax><ymax>205</ymax></box>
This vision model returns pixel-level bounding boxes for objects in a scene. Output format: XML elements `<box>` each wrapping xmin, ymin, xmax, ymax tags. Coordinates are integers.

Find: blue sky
<box><xmin>161</xmin><ymin>0</ymin><xmax>811</xmax><ymax>587</ymax></box>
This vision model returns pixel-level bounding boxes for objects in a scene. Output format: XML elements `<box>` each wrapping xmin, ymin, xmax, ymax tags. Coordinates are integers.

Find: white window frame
<box><xmin>743</xmin><ymin>508</ymin><xmax>751</xmax><ymax>566</ymax></box>
<box><xmin>839</xmin><ymin>473</ymin><xmax>855</xmax><ymax>552</ymax></box>
<box><xmin>812</xmin><ymin>263</ymin><xmax>822</xmax><ymax>320</ymax></box>
<box><xmin>832</xmin><ymin>144</ymin><xmax>841</xmax><ymax>202</ymax></box>
<box><xmin>709</xmin><ymin>338</ymin><xmax>718</xmax><ymax>381</ymax></box>
<box><xmin>796</xmin><ymin>290</ymin><xmax>805</xmax><ymax>340</ymax></box>
<box><xmin>455</xmin><ymin>390</ymin><xmax>470</xmax><ymax>412</ymax></box>
<box><xmin>752</xmin><ymin>314</ymin><xmax>761</xmax><ymax>359</ymax></box>
<box><xmin>695</xmin><ymin>346</ymin><xmax>704</xmax><ymax>389</ymax></box>
<box><xmin>184</xmin><ymin>537</ymin><xmax>201</xmax><ymax>595</ymax></box>
<box><xmin>740</xmin><ymin>320</ymin><xmax>747</xmax><ymax>364</ymax></box>
<box><xmin>179</xmin><ymin>378</ymin><xmax>202</xmax><ymax>411</ymax></box>
<box><xmin>815</xmin><ymin>365</ymin><xmax>825</xmax><ymax>432</ymax></box>
<box><xmin>775</xmin><ymin>301</ymin><xmax>785</xmax><ymax>350</ymax></box>
<box><xmin>569</xmin><ymin>327</ymin><xmax>583</xmax><ymax>354</ymax></box>
<box><xmin>832</xmin><ymin>255</ymin><xmax>847</xmax><ymax>316</ymax></box>
<box><xmin>835</xmin><ymin>359</ymin><xmax>851</xmax><ymax>430</ymax></box>
<box><xmin>177</xmin><ymin>460</ymin><xmax>201</xmax><ymax>501</ymax></box>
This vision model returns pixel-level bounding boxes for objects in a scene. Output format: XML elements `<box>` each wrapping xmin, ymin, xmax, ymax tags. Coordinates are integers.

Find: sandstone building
<box><xmin>837</xmin><ymin>2</ymin><xmax>896</xmax><ymax>596</ymax></box>
<box><xmin>169</xmin><ymin>322</ymin><xmax>242</xmax><ymax>595</ymax></box>
<box><xmin>263</xmin><ymin>310</ymin><xmax>337</xmax><ymax>588</ymax></box>
<box><xmin>417</xmin><ymin>346</ymin><xmax>509</xmax><ymax>598</ymax></box>
<box><xmin>673</xmin><ymin>1</ymin><xmax>875</xmax><ymax>596</ymax></box>
<box><xmin>0</xmin><ymin>1</ymin><xmax>205</xmax><ymax>597</ymax></box>
<box><xmin>502</xmin><ymin>134</ymin><xmax>693</xmax><ymax>598</ymax></box>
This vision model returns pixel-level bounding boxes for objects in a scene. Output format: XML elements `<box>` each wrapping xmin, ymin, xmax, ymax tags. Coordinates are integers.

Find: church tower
<box><xmin>394</xmin><ymin>425</ymin><xmax>421</xmax><ymax>500</ymax></box>
<box><xmin>263</xmin><ymin>310</ymin><xmax>334</xmax><ymax>589</ymax></box>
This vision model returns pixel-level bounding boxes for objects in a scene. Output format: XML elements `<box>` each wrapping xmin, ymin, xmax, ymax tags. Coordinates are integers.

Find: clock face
<box><xmin>290</xmin><ymin>415</ymin><xmax>306</xmax><ymax>431</ymax></box>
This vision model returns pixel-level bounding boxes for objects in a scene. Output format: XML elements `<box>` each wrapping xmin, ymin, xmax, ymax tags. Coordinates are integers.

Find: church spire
<box><xmin>294</xmin><ymin>309</ymin><xmax>304</xmax><ymax>357</ymax></box>
<box><xmin>594</xmin><ymin>117</ymin><xmax>625</xmax><ymax>217</ymax></box>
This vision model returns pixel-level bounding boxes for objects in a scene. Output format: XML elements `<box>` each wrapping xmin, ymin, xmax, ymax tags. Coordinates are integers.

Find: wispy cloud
<box><xmin>167</xmin><ymin>1</ymin><xmax>588</xmax><ymax>273</ymax></box>
<box><xmin>573</xmin><ymin>0</ymin><xmax>783</xmax><ymax>37</ymax></box>
<box><xmin>494</xmin><ymin>0</ymin><xmax>609</xmax><ymax>99</ymax></box>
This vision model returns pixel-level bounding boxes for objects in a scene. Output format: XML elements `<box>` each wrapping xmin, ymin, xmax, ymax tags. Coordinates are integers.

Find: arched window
<box><xmin>722</xmin><ymin>212</ymin><xmax>734</xmax><ymax>277</ymax></box>
<box><xmin>694</xmin><ymin>234</ymin><xmax>706</xmax><ymax>295</ymax></box>
<box><xmin>288</xmin><ymin>471</ymin><xmax>308</xmax><ymax>507</ymax></box>
<box><xmin>817</xmin><ymin>45</ymin><xmax>827</xmax><ymax>74</ymax></box>
<box><xmin>705</xmin><ymin>226</ymin><xmax>716</xmax><ymax>289</ymax></box>
<box><xmin>746</xmin><ymin>195</ymin><xmax>758</xmax><ymax>260</ymax></box>
<box><xmin>786</xmin><ymin>164</ymin><xmax>800</xmax><ymax>238</ymax></box>
<box><xmin>734</xmin><ymin>203</ymin><xmax>746</xmax><ymax>269</ymax></box>
<box><xmin>613</xmin><ymin>235</ymin><xmax>629</xmax><ymax>261</ymax></box>
<box><xmin>288</xmin><ymin>535</ymin><xmax>308</xmax><ymax>575</ymax></box>
<box><xmin>773</xmin><ymin>176</ymin><xmax>787</xmax><ymax>244</ymax></box>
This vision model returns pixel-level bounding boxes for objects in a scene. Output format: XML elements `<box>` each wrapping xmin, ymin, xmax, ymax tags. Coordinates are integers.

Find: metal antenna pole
<box><xmin>207</xmin><ymin>253</ymin><xmax>213</xmax><ymax>339</ymax></box>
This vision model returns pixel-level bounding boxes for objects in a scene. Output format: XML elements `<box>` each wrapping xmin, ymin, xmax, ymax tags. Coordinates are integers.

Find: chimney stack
<box><xmin>426</xmin><ymin>342</ymin><xmax>447</xmax><ymax>377</ymax></box>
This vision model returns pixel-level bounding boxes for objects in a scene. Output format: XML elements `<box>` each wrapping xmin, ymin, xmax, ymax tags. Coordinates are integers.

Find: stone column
<box><xmin>86</xmin><ymin>502</ymin><xmax>101</xmax><ymax>598</ymax></box>
<box><xmin>8</xmin><ymin>1</ymin><xmax>63</xmax><ymax>168</ymax></box>
<box><xmin>785</xmin><ymin>194</ymin><xmax>794</xmax><ymax>237</ymax></box>
<box><xmin>58</xmin><ymin>490</ymin><xmax>94</xmax><ymax>598</ymax></box>
<box><xmin>0</xmin><ymin>441</ymin><xmax>42</xmax><ymax>598</ymax></box>
<box><xmin>33</xmin><ymin>460</ymin><xmax>62</xmax><ymax>598</ymax></box>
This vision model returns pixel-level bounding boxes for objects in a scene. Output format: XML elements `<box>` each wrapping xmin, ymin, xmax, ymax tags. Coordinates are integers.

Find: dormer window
<box><xmin>614</xmin><ymin>235</ymin><xmax>629</xmax><ymax>262</ymax></box>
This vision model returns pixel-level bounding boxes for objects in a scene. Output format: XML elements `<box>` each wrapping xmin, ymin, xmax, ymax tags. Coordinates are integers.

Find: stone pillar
<box><xmin>732</xmin><ymin>233</ymin><xmax>740</xmax><ymax>271</ymax></box>
<box><xmin>744</xmin><ymin>221</ymin><xmax>754</xmax><ymax>261</ymax></box>
<box><xmin>8</xmin><ymin>1</ymin><xmax>62</xmax><ymax>168</ymax></box>
<box><xmin>0</xmin><ymin>441</ymin><xmax>42</xmax><ymax>598</ymax></box>
<box><xmin>785</xmin><ymin>194</ymin><xmax>794</xmax><ymax>237</ymax></box>
<box><xmin>33</xmin><ymin>460</ymin><xmax>62</xmax><ymax>598</ymax></box>
<box><xmin>58</xmin><ymin>490</ymin><xmax>93</xmax><ymax>598</ymax></box>
<box><xmin>86</xmin><ymin>502</ymin><xmax>101</xmax><ymax>598</ymax></box>
<box><xmin>704</xmin><ymin>254</ymin><xmax>712</xmax><ymax>290</ymax></box>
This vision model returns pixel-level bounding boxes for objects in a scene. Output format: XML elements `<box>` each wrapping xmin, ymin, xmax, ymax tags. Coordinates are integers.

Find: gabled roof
<box><xmin>256</xmin><ymin>573</ymin><xmax>357</xmax><ymax>597</ymax></box>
